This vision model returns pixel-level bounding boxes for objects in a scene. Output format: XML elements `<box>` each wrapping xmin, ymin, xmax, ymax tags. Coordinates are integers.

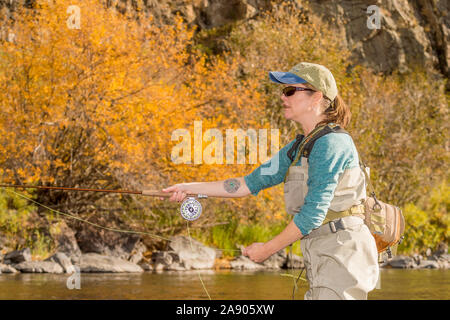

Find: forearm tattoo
<box><xmin>224</xmin><ymin>178</ymin><xmax>241</xmax><ymax>193</ymax></box>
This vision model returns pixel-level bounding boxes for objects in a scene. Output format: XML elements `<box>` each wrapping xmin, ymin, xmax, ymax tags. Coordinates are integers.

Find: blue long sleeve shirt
<box><xmin>244</xmin><ymin>132</ymin><xmax>359</xmax><ymax>236</ymax></box>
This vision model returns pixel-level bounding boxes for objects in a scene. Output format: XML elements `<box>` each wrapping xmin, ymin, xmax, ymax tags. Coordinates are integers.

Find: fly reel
<box><xmin>180</xmin><ymin>194</ymin><xmax>207</xmax><ymax>221</ymax></box>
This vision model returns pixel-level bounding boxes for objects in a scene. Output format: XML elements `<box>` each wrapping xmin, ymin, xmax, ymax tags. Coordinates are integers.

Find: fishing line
<box><xmin>1</xmin><ymin>187</ymin><xmax>241</xmax><ymax>300</ymax></box>
<box><xmin>186</xmin><ymin>221</ymin><xmax>212</xmax><ymax>300</ymax></box>
<box><xmin>282</xmin><ymin>243</ymin><xmax>307</xmax><ymax>300</ymax></box>
<box><xmin>292</xmin><ymin>267</ymin><xmax>305</xmax><ymax>300</ymax></box>
<box><xmin>3</xmin><ymin>188</ymin><xmax>172</xmax><ymax>242</ymax></box>
<box><xmin>2</xmin><ymin>187</ymin><xmax>241</xmax><ymax>253</ymax></box>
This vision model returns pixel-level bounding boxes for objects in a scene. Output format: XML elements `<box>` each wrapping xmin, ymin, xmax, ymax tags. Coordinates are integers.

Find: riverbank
<box><xmin>1</xmin><ymin>235</ymin><xmax>448</xmax><ymax>275</ymax></box>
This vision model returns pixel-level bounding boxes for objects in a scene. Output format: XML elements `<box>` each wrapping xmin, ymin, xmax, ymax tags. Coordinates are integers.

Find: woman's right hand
<box><xmin>161</xmin><ymin>183</ymin><xmax>191</xmax><ymax>202</ymax></box>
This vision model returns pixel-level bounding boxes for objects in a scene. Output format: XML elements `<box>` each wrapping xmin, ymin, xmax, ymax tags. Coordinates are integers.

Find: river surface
<box><xmin>0</xmin><ymin>269</ymin><xmax>448</xmax><ymax>300</ymax></box>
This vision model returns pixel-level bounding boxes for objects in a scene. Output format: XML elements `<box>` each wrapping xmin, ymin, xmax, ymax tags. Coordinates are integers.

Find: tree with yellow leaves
<box><xmin>0</xmin><ymin>0</ymin><xmax>279</xmax><ymax>254</ymax></box>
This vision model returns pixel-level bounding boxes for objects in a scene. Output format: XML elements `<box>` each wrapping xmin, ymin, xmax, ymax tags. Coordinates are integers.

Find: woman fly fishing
<box><xmin>162</xmin><ymin>62</ymin><xmax>379</xmax><ymax>300</ymax></box>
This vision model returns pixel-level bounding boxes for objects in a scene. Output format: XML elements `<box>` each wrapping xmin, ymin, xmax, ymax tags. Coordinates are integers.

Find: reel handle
<box><xmin>180</xmin><ymin>197</ymin><xmax>203</xmax><ymax>221</ymax></box>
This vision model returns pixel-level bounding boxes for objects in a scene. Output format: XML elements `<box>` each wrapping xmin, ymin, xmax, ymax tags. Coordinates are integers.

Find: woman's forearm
<box><xmin>163</xmin><ymin>177</ymin><xmax>251</xmax><ymax>199</ymax></box>
<box><xmin>264</xmin><ymin>220</ymin><xmax>303</xmax><ymax>255</ymax></box>
<box><xmin>243</xmin><ymin>220</ymin><xmax>304</xmax><ymax>263</ymax></box>
<box><xmin>185</xmin><ymin>177</ymin><xmax>250</xmax><ymax>198</ymax></box>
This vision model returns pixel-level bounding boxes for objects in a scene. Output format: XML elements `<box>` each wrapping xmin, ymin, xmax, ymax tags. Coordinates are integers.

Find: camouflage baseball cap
<box><xmin>269</xmin><ymin>62</ymin><xmax>338</xmax><ymax>100</ymax></box>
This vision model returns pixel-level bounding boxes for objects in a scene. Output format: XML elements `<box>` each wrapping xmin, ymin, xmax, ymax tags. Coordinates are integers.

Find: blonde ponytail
<box><xmin>316</xmin><ymin>94</ymin><xmax>351</xmax><ymax>128</ymax></box>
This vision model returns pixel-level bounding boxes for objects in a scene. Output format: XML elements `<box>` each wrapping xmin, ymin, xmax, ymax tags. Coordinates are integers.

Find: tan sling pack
<box><xmin>359</xmin><ymin>161</ymin><xmax>405</xmax><ymax>256</ymax></box>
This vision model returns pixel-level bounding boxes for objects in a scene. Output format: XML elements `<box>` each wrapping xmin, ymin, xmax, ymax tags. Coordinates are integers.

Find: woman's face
<box><xmin>281</xmin><ymin>84</ymin><xmax>322</xmax><ymax>122</ymax></box>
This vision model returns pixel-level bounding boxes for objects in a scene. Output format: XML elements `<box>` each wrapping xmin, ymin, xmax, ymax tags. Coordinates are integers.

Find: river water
<box><xmin>0</xmin><ymin>269</ymin><xmax>448</xmax><ymax>300</ymax></box>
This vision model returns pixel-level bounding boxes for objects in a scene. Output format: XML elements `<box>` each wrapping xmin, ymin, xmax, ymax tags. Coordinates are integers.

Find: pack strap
<box><xmin>322</xmin><ymin>204</ymin><xmax>365</xmax><ymax>225</ymax></box>
<box><xmin>352</xmin><ymin>148</ymin><xmax>382</xmax><ymax>211</ymax></box>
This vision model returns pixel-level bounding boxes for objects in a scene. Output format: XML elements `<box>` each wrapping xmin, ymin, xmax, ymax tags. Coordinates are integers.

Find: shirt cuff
<box><xmin>293</xmin><ymin>213</ymin><xmax>310</xmax><ymax>236</ymax></box>
<box><xmin>244</xmin><ymin>174</ymin><xmax>260</xmax><ymax>196</ymax></box>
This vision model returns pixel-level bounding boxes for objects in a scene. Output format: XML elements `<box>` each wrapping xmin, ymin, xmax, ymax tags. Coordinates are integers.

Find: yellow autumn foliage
<box><xmin>0</xmin><ymin>0</ymin><xmax>278</xmax><ymax>251</ymax></box>
<box><xmin>0</xmin><ymin>0</ymin><xmax>447</xmax><ymax>256</ymax></box>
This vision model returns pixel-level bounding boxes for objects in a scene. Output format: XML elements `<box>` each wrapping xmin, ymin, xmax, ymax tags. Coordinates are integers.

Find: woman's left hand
<box><xmin>242</xmin><ymin>242</ymin><xmax>271</xmax><ymax>263</ymax></box>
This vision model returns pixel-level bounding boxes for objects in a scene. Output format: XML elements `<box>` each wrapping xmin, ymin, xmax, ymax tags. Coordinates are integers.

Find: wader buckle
<box><xmin>329</xmin><ymin>218</ymin><xmax>347</xmax><ymax>233</ymax></box>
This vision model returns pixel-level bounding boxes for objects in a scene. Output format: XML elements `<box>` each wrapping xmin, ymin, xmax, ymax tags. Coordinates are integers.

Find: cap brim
<box><xmin>269</xmin><ymin>71</ymin><xmax>307</xmax><ymax>84</ymax></box>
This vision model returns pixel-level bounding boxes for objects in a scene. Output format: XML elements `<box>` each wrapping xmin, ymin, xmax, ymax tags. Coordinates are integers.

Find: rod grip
<box><xmin>141</xmin><ymin>190</ymin><xmax>197</xmax><ymax>198</ymax></box>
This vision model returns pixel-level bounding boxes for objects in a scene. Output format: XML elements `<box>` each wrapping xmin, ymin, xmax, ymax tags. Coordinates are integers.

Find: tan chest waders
<box><xmin>284</xmin><ymin>124</ymin><xmax>380</xmax><ymax>299</ymax></box>
<box><xmin>284</xmin><ymin>124</ymin><xmax>367</xmax><ymax>223</ymax></box>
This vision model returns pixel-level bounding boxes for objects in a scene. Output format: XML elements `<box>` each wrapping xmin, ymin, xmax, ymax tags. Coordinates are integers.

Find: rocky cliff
<box><xmin>306</xmin><ymin>0</ymin><xmax>449</xmax><ymax>80</ymax></box>
<box><xmin>1</xmin><ymin>0</ymin><xmax>448</xmax><ymax>80</ymax></box>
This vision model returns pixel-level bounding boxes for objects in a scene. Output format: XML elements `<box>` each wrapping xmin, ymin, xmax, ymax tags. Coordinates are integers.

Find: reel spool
<box><xmin>180</xmin><ymin>197</ymin><xmax>203</xmax><ymax>221</ymax></box>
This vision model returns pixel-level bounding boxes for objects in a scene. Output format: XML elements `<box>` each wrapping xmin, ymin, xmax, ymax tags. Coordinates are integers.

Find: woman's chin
<box><xmin>283</xmin><ymin>109</ymin><xmax>292</xmax><ymax>119</ymax></box>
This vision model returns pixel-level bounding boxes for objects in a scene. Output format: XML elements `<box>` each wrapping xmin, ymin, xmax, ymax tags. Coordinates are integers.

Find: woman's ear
<box><xmin>313</xmin><ymin>90</ymin><xmax>323</xmax><ymax>104</ymax></box>
<box><xmin>311</xmin><ymin>91</ymin><xmax>323</xmax><ymax>111</ymax></box>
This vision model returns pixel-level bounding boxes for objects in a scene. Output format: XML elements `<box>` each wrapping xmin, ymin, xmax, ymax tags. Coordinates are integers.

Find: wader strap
<box><xmin>303</xmin><ymin>216</ymin><xmax>364</xmax><ymax>240</ymax></box>
<box><xmin>287</xmin><ymin>134</ymin><xmax>304</xmax><ymax>162</ymax></box>
<box><xmin>283</xmin><ymin>124</ymin><xmax>331</xmax><ymax>183</ymax></box>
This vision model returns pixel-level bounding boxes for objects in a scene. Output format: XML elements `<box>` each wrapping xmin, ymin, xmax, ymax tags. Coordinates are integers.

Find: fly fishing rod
<box><xmin>0</xmin><ymin>184</ymin><xmax>207</xmax><ymax>221</ymax></box>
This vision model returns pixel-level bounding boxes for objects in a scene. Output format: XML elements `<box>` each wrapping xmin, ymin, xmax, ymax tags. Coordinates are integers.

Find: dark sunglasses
<box><xmin>282</xmin><ymin>86</ymin><xmax>315</xmax><ymax>97</ymax></box>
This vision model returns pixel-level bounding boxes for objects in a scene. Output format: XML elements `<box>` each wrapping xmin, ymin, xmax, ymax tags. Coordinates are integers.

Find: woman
<box><xmin>162</xmin><ymin>62</ymin><xmax>379</xmax><ymax>300</ymax></box>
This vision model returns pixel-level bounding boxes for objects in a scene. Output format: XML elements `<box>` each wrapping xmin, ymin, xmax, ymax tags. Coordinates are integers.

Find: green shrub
<box><xmin>399</xmin><ymin>180</ymin><xmax>449</xmax><ymax>254</ymax></box>
<box><xmin>0</xmin><ymin>189</ymin><xmax>54</xmax><ymax>259</ymax></box>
